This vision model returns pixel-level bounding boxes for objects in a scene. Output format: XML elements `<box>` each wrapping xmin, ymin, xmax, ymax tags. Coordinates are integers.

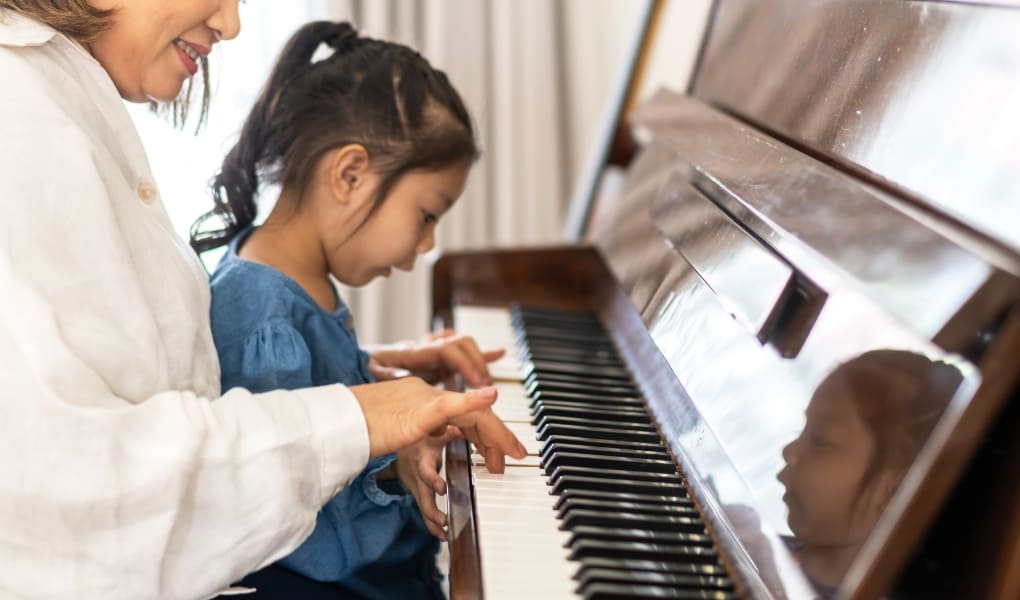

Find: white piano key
<box><xmin>482</xmin><ymin>382</ymin><xmax>533</xmax><ymax>422</ymax></box>
<box><xmin>471</xmin><ymin>453</ymin><xmax>543</xmax><ymax>468</ymax></box>
<box><xmin>452</xmin><ymin>305</ymin><xmax>578</xmax><ymax>598</ymax></box>
<box><xmin>474</xmin><ymin>468</ymin><xmax>577</xmax><ymax>599</ymax></box>
<box><xmin>505</xmin><ymin>421</ymin><xmax>542</xmax><ymax>456</ymax></box>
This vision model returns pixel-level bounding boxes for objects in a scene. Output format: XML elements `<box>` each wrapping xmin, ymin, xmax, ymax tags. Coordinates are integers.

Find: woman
<box><xmin>0</xmin><ymin>2</ymin><xmax>524</xmax><ymax>599</ymax></box>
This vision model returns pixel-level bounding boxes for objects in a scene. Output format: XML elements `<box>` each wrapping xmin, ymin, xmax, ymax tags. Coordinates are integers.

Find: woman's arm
<box><xmin>0</xmin><ymin>104</ymin><xmax>513</xmax><ymax>600</ymax></box>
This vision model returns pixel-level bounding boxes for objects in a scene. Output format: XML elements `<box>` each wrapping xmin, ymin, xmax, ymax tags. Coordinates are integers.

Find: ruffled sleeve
<box><xmin>222</xmin><ymin>320</ymin><xmax>315</xmax><ymax>394</ymax></box>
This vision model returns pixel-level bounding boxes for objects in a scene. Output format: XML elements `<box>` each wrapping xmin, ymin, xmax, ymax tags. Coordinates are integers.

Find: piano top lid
<box><xmin>691</xmin><ymin>0</ymin><xmax>1020</xmax><ymax>256</ymax></box>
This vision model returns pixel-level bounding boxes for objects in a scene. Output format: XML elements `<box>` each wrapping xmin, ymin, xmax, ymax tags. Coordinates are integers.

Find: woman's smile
<box><xmin>173</xmin><ymin>38</ymin><xmax>207</xmax><ymax>76</ymax></box>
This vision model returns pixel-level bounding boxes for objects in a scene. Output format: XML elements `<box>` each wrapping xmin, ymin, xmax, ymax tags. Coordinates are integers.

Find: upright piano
<box><xmin>435</xmin><ymin>1</ymin><xmax>1020</xmax><ymax>598</ymax></box>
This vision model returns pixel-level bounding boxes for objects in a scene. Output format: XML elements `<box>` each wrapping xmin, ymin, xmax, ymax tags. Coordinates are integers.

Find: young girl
<box><xmin>777</xmin><ymin>349</ymin><xmax>963</xmax><ymax>597</ymax></box>
<box><xmin>192</xmin><ymin>21</ymin><xmax>507</xmax><ymax>599</ymax></box>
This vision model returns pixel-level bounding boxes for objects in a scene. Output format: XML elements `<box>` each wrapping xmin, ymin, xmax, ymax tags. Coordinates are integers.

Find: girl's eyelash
<box><xmin>422</xmin><ymin>210</ymin><xmax>438</xmax><ymax>225</ymax></box>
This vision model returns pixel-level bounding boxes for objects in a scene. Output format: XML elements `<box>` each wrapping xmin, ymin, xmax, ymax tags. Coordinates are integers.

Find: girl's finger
<box><xmin>459</xmin><ymin>337</ymin><xmax>493</xmax><ymax>385</ymax></box>
<box><xmin>482</xmin><ymin>347</ymin><xmax>506</xmax><ymax>363</ymax></box>
<box><xmin>441</xmin><ymin>343</ymin><xmax>482</xmax><ymax>386</ymax></box>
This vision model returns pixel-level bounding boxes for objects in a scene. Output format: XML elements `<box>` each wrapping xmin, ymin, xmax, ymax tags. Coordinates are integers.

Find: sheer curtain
<box><xmin>132</xmin><ymin>1</ymin><xmax>655</xmax><ymax>344</ymax></box>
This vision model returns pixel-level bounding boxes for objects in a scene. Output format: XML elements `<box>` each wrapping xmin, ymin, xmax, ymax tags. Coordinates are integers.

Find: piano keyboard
<box><xmin>454</xmin><ymin>305</ymin><xmax>738</xmax><ymax>600</ymax></box>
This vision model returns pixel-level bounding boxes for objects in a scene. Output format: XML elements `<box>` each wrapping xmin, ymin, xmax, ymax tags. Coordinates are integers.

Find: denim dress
<box><xmin>209</xmin><ymin>228</ymin><xmax>441</xmax><ymax>599</ymax></box>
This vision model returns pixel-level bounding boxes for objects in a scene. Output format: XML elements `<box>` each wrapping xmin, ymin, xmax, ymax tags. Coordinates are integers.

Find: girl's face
<box><xmin>777</xmin><ymin>376</ymin><xmax>897</xmax><ymax>548</ymax></box>
<box><xmin>87</xmin><ymin>0</ymin><xmax>241</xmax><ymax>102</ymax></box>
<box><xmin>324</xmin><ymin>161</ymin><xmax>471</xmax><ymax>287</ymax></box>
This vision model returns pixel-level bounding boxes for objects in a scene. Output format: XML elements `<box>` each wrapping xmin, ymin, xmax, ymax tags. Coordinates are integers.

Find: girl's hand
<box><xmin>350</xmin><ymin>379</ymin><xmax>527</xmax><ymax>472</ymax></box>
<box><xmin>368</xmin><ymin>329</ymin><xmax>505</xmax><ymax>387</ymax></box>
<box><xmin>395</xmin><ymin>427</ymin><xmax>461</xmax><ymax>540</ymax></box>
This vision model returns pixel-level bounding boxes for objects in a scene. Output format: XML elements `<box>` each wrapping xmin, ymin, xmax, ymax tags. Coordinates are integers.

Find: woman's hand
<box><xmin>367</xmin><ymin>329</ymin><xmax>505</xmax><ymax>387</ymax></box>
<box><xmin>394</xmin><ymin>427</ymin><xmax>461</xmax><ymax>540</ymax></box>
<box><xmin>350</xmin><ymin>378</ymin><xmax>526</xmax><ymax>473</ymax></box>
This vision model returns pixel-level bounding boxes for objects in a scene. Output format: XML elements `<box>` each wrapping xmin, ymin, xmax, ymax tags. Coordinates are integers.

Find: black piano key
<box><xmin>541</xmin><ymin>434</ymin><xmax>668</xmax><ymax>458</ymax></box>
<box><xmin>533</xmin><ymin>400</ymin><xmax>650</xmax><ymax>417</ymax></box>
<box><xmin>537</xmin><ymin>422</ymin><xmax>662</xmax><ymax>444</ymax></box>
<box><xmin>568</xmin><ymin>539</ymin><xmax>720</xmax><ymax>563</ymax></box>
<box><xmin>523</xmin><ymin>349</ymin><xmax>624</xmax><ymax>369</ymax></box>
<box><xmin>543</xmin><ymin>451</ymin><xmax>677</xmax><ymax>474</ymax></box>
<box><xmin>514</xmin><ymin>328</ymin><xmax>614</xmax><ymax>347</ymax></box>
<box><xmin>551</xmin><ymin>475</ymin><xmax>687</xmax><ymax>497</ymax></box>
<box><xmin>533</xmin><ymin>405</ymin><xmax>651</xmax><ymax>424</ymax></box>
<box><xmin>530</xmin><ymin>389</ymin><xmax>645</xmax><ymax>407</ymax></box>
<box><xmin>525</xmin><ymin>363</ymin><xmax>632</xmax><ymax>384</ymax></box>
<box><xmin>538</xmin><ymin>408</ymin><xmax>648</xmax><ymax>426</ymax></box>
<box><xmin>547</xmin><ymin>465</ymin><xmax>681</xmax><ymax>486</ymax></box>
<box><xmin>566</xmin><ymin>526</ymin><xmax>714</xmax><ymax>549</ymax></box>
<box><xmin>526</xmin><ymin>374</ymin><xmax>639</xmax><ymax>396</ymax></box>
<box><xmin>553</xmin><ymin>489</ymin><xmax>694</xmax><ymax>511</ymax></box>
<box><xmin>535</xmin><ymin>414</ymin><xmax>657</xmax><ymax>433</ymax></box>
<box><xmin>523</xmin><ymin>355</ymin><xmax>628</xmax><ymax>373</ymax></box>
<box><xmin>542</xmin><ymin>442</ymin><xmax>673</xmax><ymax>463</ymax></box>
<box><xmin>560</xmin><ymin>509</ymin><xmax>704</xmax><ymax>533</ymax></box>
<box><xmin>575</xmin><ymin>557</ymin><xmax>728</xmax><ymax>579</ymax></box>
<box><xmin>576</xmin><ymin>568</ymin><xmax>734</xmax><ymax>593</ymax></box>
<box><xmin>512</xmin><ymin>304</ymin><xmax>600</xmax><ymax>321</ymax></box>
<box><xmin>581</xmin><ymin>582</ymin><xmax>737</xmax><ymax>600</ymax></box>
<box><xmin>558</xmin><ymin>498</ymin><xmax>701</xmax><ymax>520</ymax></box>
<box><xmin>514</xmin><ymin>311</ymin><xmax>605</xmax><ymax>327</ymax></box>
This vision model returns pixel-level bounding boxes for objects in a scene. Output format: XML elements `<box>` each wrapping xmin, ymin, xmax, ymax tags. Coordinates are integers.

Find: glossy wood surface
<box><xmin>692</xmin><ymin>0</ymin><xmax>1020</xmax><ymax>253</ymax></box>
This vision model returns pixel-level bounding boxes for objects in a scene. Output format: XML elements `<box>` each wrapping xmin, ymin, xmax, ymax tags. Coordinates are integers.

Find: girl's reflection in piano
<box><xmin>777</xmin><ymin>350</ymin><xmax>963</xmax><ymax>597</ymax></box>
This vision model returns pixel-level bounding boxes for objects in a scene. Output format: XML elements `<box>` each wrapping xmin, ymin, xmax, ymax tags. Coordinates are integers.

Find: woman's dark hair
<box><xmin>1</xmin><ymin>1</ymin><xmax>211</xmax><ymax>130</ymax></box>
<box><xmin>190</xmin><ymin>20</ymin><xmax>478</xmax><ymax>254</ymax></box>
<box><xmin>0</xmin><ymin>0</ymin><xmax>112</xmax><ymax>43</ymax></box>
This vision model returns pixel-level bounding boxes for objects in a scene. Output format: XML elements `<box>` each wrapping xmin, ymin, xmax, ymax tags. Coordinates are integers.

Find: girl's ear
<box><xmin>327</xmin><ymin>144</ymin><xmax>371</xmax><ymax>204</ymax></box>
<box><xmin>861</xmin><ymin>468</ymin><xmax>901</xmax><ymax>519</ymax></box>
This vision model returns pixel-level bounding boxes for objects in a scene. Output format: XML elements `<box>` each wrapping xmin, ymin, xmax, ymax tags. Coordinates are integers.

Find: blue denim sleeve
<box><xmin>278</xmin><ymin>453</ymin><xmax>415</xmax><ymax>581</ymax></box>
<box><xmin>224</xmin><ymin>320</ymin><xmax>315</xmax><ymax>393</ymax></box>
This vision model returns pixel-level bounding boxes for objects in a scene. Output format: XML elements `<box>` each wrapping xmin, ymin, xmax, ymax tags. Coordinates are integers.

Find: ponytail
<box><xmin>191</xmin><ymin>22</ymin><xmax>344</xmax><ymax>253</ymax></box>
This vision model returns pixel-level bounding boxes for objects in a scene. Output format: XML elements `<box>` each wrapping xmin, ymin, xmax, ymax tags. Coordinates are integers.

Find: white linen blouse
<box><xmin>0</xmin><ymin>11</ymin><xmax>370</xmax><ymax>599</ymax></box>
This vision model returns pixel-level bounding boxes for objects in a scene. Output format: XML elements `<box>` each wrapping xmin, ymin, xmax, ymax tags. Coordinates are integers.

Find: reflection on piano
<box><xmin>435</xmin><ymin>1</ymin><xmax>1020</xmax><ymax>598</ymax></box>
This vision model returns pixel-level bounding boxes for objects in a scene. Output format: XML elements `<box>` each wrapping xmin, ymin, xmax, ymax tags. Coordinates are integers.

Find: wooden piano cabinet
<box><xmin>887</xmin><ymin>310</ymin><xmax>1020</xmax><ymax>600</ymax></box>
<box><xmin>431</xmin><ymin>246</ymin><xmax>617</xmax><ymax>325</ymax></box>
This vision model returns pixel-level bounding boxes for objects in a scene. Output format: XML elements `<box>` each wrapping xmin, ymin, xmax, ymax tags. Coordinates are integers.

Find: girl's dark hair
<box><xmin>190</xmin><ymin>20</ymin><xmax>478</xmax><ymax>254</ymax></box>
<box><xmin>825</xmin><ymin>349</ymin><xmax>964</xmax><ymax>505</ymax></box>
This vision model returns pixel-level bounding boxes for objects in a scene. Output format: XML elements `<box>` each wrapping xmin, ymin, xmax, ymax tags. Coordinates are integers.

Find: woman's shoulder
<box><xmin>0</xmin><ymin>28</ymin><xmax>108</xmax><ymax>158</ymax></box>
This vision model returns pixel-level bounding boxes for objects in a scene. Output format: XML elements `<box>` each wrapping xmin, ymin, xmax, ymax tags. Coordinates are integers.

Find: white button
<box><xmin>137</xmin><ymin>180</ymin><xmax>157</xmax><ymax>205</ymax></box>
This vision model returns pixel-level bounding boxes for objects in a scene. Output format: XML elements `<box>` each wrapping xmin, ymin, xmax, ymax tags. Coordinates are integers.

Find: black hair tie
<box><xmin>324</xmin><ymin>22</ymin><xmax>359</xmax><ymax>54</ymax></box>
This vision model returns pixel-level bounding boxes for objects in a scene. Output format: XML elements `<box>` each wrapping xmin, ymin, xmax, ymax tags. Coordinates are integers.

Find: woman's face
<box><xmin>776</xmin><ymin>376</ymin><xmax>896</xmax><ymax>548</ymax></box>
<box><xmin>324</xmin><ymin>161</ymin><xmax>471</xmax><ymax>287</ymax></box>
<box><xmin>87</xmin><ymin>0</ymin><xmax>241</xmax><ymax>102</ymax></box>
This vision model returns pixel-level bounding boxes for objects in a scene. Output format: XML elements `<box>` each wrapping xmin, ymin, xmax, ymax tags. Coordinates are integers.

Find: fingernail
<box><xmin>517</xmin><ymin>441</ymin><xmax>528</xmax><ymax>457</ymax></box>
<box><xmin>476</xmin><ymin>386</ymin><xmax>497</xmax><ymax>400</ymax></box>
